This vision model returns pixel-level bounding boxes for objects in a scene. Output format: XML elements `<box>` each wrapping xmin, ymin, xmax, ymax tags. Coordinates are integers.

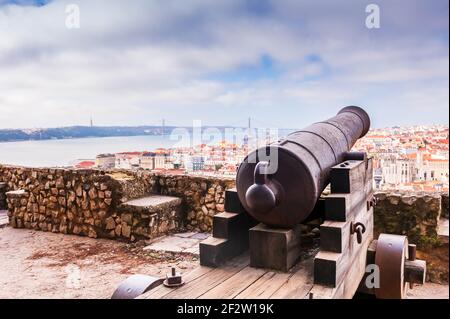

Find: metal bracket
<box><xmin>351</xmin><ymin>222</ymin><xmax>366</xmax><ymax>244</ymax></box>
<box><xmin>367</xmin><ymin>195</ymin><xmax>377</xmax><ymax>211</ymax></box>
<box><xmin>163</xmin><ymin>267</ymin><xmax>185</xmax><ymax>288</ymax></box>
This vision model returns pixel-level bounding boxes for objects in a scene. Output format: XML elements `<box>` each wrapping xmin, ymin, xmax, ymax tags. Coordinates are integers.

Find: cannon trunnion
<box><xmin>236</xmin><ymin>106</ymin><xmax>371</xmax><ymax>228</ymax></box>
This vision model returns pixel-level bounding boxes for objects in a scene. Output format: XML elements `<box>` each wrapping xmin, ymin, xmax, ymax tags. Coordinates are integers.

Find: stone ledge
<box><xmin>113</xmin><ymin>194</ymin><xmax>184</xmax><ymax>241</ymax></box>
<box><xmin>5</xmin><ymin>189</ymin><xmax>28</xmax><ymax>197</ymax></box>
<box><xmin>120</xmin><ymin>195</ymin><xmax>182</xmax><ymax>210</ymax></box>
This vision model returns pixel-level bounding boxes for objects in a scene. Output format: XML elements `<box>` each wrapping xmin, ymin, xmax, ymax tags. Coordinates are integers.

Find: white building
<box><xmin>185</xmin><ymin>156</ymin><xmax>205</xmax><ymax>172</ymax></box>
<box><xmin>115</xmin><ymin>152</ymin><xmax>141</xmax><ymax>170</ymax></box>
<box><xmin>140</xmin><ymin>151</ymin><xmax>173</xmax><ymax>170</ymax></box>
<box><xmin>416</xmin><ymin>155</ymin><xmax>449</xmax><ymax>182</ymax></box>
<box><xmin>95</xmin><ymin>153</ymin><xmax>116</xmax><ymax>169</ymax></box>
<box><xmin>381</xmin><ymin>156</ymin><xmax>416</xmax><ymax>186</ymax></box>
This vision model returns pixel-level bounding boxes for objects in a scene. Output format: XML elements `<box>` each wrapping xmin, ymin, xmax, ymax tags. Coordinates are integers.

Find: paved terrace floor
<box><xmin>0</xmin><ymin>227</ymin><xmax>198</xmax><ymax>299</ymax></box>
<box><xmin>0</xmin><ymin>226</ymin><xmax>448</xmax><ymax>299</ymax></box>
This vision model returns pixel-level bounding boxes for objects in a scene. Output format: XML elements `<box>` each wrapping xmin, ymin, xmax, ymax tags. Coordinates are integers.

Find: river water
<box><xmin>0</xmin><ymin>135</ymin><xmax>185</xmax><ymax>167</ymax></box>
<box><xmin>0</xmin><ymin>127</ymin><xmax>294</xmax><ymax>167</ymax></box>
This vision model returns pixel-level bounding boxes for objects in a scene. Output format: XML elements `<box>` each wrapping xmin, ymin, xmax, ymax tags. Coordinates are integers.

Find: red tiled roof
<box><xmin>75</xmin><ymin>161</ymin><xmax>95</xmax><ymax>168</ymax></box>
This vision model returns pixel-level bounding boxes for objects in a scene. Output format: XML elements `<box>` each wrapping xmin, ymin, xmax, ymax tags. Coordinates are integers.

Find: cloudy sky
<box><xmin>0</xmin><ymin>0</ymin><xmax>448</xmax><ymax>129</ymax></box>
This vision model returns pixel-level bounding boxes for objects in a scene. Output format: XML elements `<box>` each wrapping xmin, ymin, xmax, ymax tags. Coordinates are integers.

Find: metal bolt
<box><xmin>408</xmin><ymin>244</ymin><xmax>416</xmax><ymax>261</ymax></box>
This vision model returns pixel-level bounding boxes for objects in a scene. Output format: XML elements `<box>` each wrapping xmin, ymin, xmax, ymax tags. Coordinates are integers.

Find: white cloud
<box><xmin>0</xmin><ymin>0</ymin><xmax>448</xmax><ymax>129</ymax></box>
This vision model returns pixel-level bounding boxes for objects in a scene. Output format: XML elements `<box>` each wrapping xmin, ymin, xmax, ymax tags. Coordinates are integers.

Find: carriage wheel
<box><xmin>374</xmin><ymin>234</ymin><xmax>409</xmax><ymax>299</ymax></box>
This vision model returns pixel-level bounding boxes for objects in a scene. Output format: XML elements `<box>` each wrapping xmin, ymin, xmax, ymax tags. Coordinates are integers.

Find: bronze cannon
<box><xmin>236</xmin><ymin>106</ymin><xmax>371</xmax><ymax>228</ymax></box>
<box><xmin>116</xmin><ymin>105</ymin><xmax>426</xmax><ymax>299</ymax></box>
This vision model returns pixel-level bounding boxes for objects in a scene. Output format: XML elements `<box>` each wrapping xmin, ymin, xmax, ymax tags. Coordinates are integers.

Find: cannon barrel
<box><xmin>236</xmin><ymin>106</ymin><xmax>371</xmax><ymax>228</ymax></box>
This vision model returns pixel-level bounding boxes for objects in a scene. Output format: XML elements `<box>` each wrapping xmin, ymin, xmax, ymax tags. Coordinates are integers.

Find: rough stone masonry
<box><xmin>0</xmin><ymin>165</ymin><xmax>234</xmax><ymax>241</ymax></box>
<box><xmin>374</xmin><ymin>192</ymin><xmax>443</xmax><ymax>248</ymax></box>
<box><xmin>1</xmin><ymin>164</ymin><xmax>447</xmax><ymax>243</ymax></box>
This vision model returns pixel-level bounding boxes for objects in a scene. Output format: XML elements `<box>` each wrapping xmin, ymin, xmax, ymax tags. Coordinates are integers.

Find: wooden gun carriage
<box><xmin>119</xmin><ymin>106</ymin><xmax>426</xmax><ymax>300</ymax></box>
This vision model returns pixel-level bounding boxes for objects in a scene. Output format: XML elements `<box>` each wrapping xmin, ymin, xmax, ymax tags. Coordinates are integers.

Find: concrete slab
<box><xmin>173</xmin><ymin>232</ymin><xmax>197</xmax><ymax>238</ymax></box>
<box><xmin>123</xmin><ymin>195</ymin><xmax>181</xmax><ymax>208</ymax></box>
<box><xmin>5</xmin><ymin>189</ymin><xmax>26</xmax><ymax>196</ymax></box>
<box><xmin>142</xmin><ymin>232</ymin><xmax>210</xmax><ymax>256</ymax></box>
<box><xmin>143</xmin><ymin>236</ymin><xmax>199</xmax><ymax>253</ymax></box>
<box><xmin>190</xmin><ymin>232</ymin><xmax>210</xmax><ymax>240</ymax></box>
<box><xmin>183</xmin><ymin>245</ymin><xmax>200</xmax><ymax>255</ymax></box>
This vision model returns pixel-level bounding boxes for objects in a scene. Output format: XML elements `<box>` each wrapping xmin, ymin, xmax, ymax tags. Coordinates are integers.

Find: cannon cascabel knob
<box><xmin>245</xmin><ymin>161</ymin><xmax>277</xmax><ymax>214</ymax></box>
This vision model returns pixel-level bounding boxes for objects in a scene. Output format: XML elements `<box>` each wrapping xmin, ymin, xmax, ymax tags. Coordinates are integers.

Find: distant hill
<box><xmin>0</xmin><ymin>125</ymin><xmax>297</xmax><ymax>143</ymax></box>
<box><xmin>0</xmin><ymin>126</ymin><xmax>172</xmax><ymax>142</ymax></box>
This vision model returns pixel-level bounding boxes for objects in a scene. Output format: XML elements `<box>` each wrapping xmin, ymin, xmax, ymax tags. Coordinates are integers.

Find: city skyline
<box><xmin>81</xmin><ymin>123</ymin><xmax>449</xmax><ymax>193</ymax></box>
<box><xmin>0</xmin><ymin>0</ymin><xmax>448</xmax><ymax>129</ymax></box>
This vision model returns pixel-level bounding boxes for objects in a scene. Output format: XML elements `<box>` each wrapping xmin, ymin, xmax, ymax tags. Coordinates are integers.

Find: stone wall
<box><xmin>374</xmin><ymin>192</ymin><xmax>442</xmax><ymax>249</ymax></box>
<box><xmin>0</xmin><ymin>165</ymin><xmax>235</xmax><ymax>239</ymax></box>
<box><xmin>365</xmin><ymin>191</ymin><xmax>449</xmax><ymax>284</ymax></box>
<box><xmin>1</xmin><ymin>166</ymin><xmax>122</xmax><ymax>238</ymax></box>
<box><xmin>149</xmin><ymin>174</ymin><xmax>235</xmax><ymax>232</ymax></box>
<box><xmin>1</xmin><ymin>164</ymin><xmax>447</xmax><ymax>241</ymax></box>
<box><xmin>105</xmin><ymin>170</ymin><xmax>235</xmax><ymax>232</ymax></box>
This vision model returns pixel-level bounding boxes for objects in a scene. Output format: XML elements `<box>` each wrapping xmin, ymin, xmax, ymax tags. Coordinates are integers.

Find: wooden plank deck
<box><xmin>139</xmin><ymin>248</ymin><xmax>318</xmax><ymax>300</ymax></box>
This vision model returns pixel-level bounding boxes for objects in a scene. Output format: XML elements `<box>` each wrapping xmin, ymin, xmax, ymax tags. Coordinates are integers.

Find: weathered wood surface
<box><xmin>311</xmin><ymin>158</ymin><xmax>374</xmax><ymax>298</ymax></box>
<box><xmin>249</xmin><ymin>223</ymin><xmax>302</xmax><ymax>272</ymax></box>
<box><xmin>325</xmin><ymin>158</ymin><xmax>373</xmax><ymax>222</ymax></box>
<box><xmin>141</xmin><ymin>159</ymin><xmax>374</xmax><ymax>299</ymax></box>
<box><xmin>224</xmin><ymin>188</ymin><xmax>246</xmax><ymax>214</ymax></box>
<box><xmin>139</xmin><ymin>226</ymin><xmax>366</xmax><ymax>300</ymax></box>
<box><xmin>311</xmin><ymin>212</ymin><xmax>374</xmax><ymax>298</ymax></box>
<box><xmin>139</xmin><ymin>249</ymin><xmax>318</xmax><ymax>299</ymax></box>
<box><xmin>200</xmin><ymin>188</ymin><xmax>256</xmax><ymax>267</ymax></box>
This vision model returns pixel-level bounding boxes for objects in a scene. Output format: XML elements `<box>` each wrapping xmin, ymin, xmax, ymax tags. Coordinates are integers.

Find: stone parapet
<box><xmin>374</xmin><ymin>192</ymin><xmax>442</xmax><ymax>248</ymax></box>
<box><xmin>0</xmin><ymin>165</ymin><xmax>236</xmax><ymax>238</ymax></box>
<box><xmin>1</xmin><ymin>164</ymin><xmax>447</xmax><ymax>243</ymax></box>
